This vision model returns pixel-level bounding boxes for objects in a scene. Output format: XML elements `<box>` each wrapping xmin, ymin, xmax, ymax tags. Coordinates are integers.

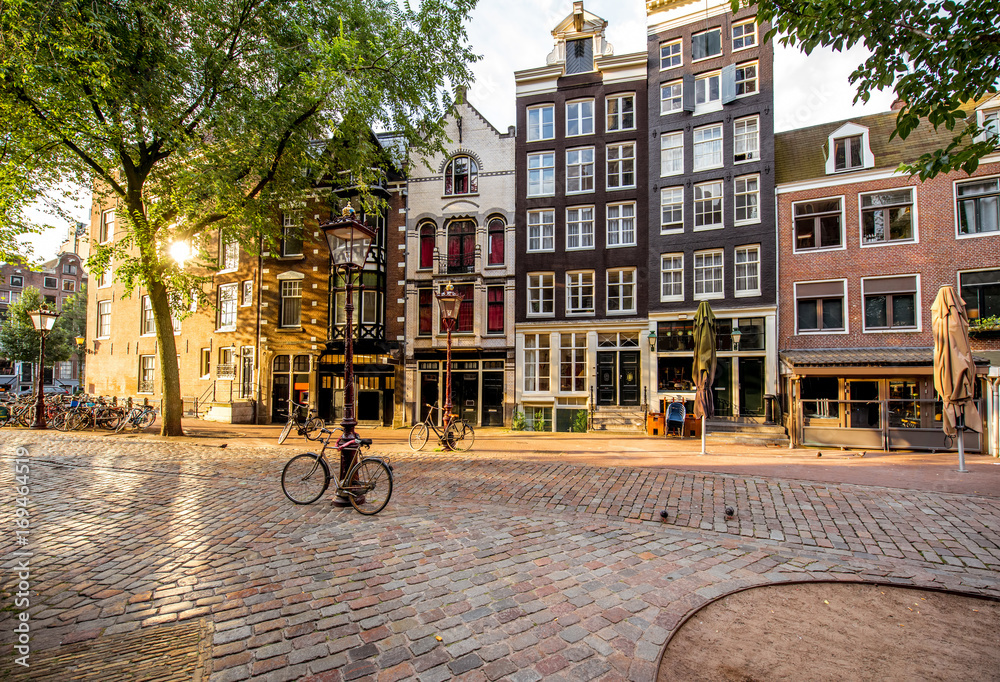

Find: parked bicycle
<box><xmin>281</xmin><ymin>427</ymin><xmax>393</xmax><ymax>515</ymax></box>
<box><xmin>115</xmin><ymin>403</ymin><xmax>158</xmax><ymax>432</ymax></box>
<box><xmin>408</xmin><ymin>402</ymin><xmax>475</xmax><ymax>452</ymax></box>
<box><xmin>278</xmin><ymin>400</ymin><xmax>325</xmax><ymax>444</ymax></box>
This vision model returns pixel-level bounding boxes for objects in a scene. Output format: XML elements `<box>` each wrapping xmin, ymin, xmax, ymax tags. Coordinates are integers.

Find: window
<box><xmin>734</xmin><ymin>116</ymin><xmax>759</xmax><ymax>162</ymax></box>
<box><xmin>97</xmin><ymin>300</ymin><xmax>111</xmax><ymax>337</ymax></box>
<box><xmin>661</xmin><ymin>187</ymin><xmax>684</xmax><ymax>233</ymax></box>
<box><xmin>241</xmin><ymin>280</ymin><xmax>253</xmax><ymax>306</ymax></box>
<box><xmin>526</xmin><ymin>209</ymin><xmax>554</xmax><ymax>252</ymax></box>
<box><xmin>606</xmin><ymin>202</ymin><xmax>636</xmax><ymax>247</ymax></box>
<box><xmin>141</xmin><ymin>295</ymin><xmax>154</xmax><ymax>335</ymax></box>
<box><xmin>565</xmin><ymin>37</ymin><xmax>593</xmax><ymax>74</ymax></box>
<box><xmin>956</xmin><ymin>177</ymin><xmax>999</xmax><ymax>235</ymax></box>
<box><xmin>959</xmin><ymin>269</ymin><xmax>1000</xmax><ymax>321</ymax></box>
<box><xmin>138</xmin><ymin>356</ymin><xmax>155</xmax><ymax>393</ymax></box>
<box><xmin>606</xmin><ymin>143</ymin><xmax>635</xmax><ymax>190</ymax></box>
<box><xmin>63</xmin><ymin>261</ymin><xmax>77</xmax><ymax>275</ymax></box>
<box><xmin>417</xmin><ymin>289</ymin><xmax>433</xmax><ymax>336</ymax></box>
<box><xmin>734</xmin><ymin>175</ymin><xmax>760</xmax><ymax>224</ymax></box>
<box><xmin>280</xmin><ymin>280</ymin><xmax>302</xmax><ymax>327</ymax></box>
<box><xmin>9</xmin><ymin>275</ymin><xmax>22</xmax><ymax>288</ymax></box>
<box><xmin>566</xmin><ymin>206</ymin><xmax>594</xmax><ymax>250</ymax></box>
<box><xmin>446</xmin><ymin>284</ymin><xmax>474</xmax><ymax>333</ymax></box>
<box><xmin>694</xmin><ymin>181</ymin><xmax>723</xmax><ymax>230</ymax></box>
<box><xmin>566</xmin><ymin>147</ymin><xmax>595</xmax><ymax>194</ymax></box>
<box><xmin>660</xmin><ymin>253</ymin><xmax>684</xmax><ymax>301</ymax></box>
<box><xmin>794</xmin><ymin>198</ymin><xmax>844</xmax><ymax>250</ymax></box>
<box><xmin>694</xmin><ymin>250</ymin><xmax>724</xmax><ymax>298</ymax></box>
<box><xmin>984</xmin><ymin>111</ymin><xmax>1000</xmax><ymax>141</ymax></box>
<box><xmin>692</xmin><ymin>28</ymin><xmax>722</xmax><ymax>60</ymax></box>
<box><xmin>695</xmin><ymin>72</ymin><xmax>721</xmax><ymax>112</ymax></box>
<box><xmin>487</xmin><ymin>286</ymin><xmax>504</xmax><ymax>334</ymax></box>
<box><xmin>660</xmin><ymin>39</ymin><xmax>682</xmax><ymax>69</ymax></box>
<box><xmin>487</xmin><ymin>217</ymin><xmax>505</xmax><ymax>266</ymax></box>
<box><xmin>566</xmin><ymin>271</ymin><xmax>595</xmax><ymax>315</ymax></box>
<box><xmin>43</xmin><ymin>276</ymin><xmax>57</xmax><ymax>289</ymax></box>
<box><xmin>660</xmin><ymin>131</ymin><xmax>683</xmax><ymax>176</ymax></box>
<box><xmin>734</xmin><ymin>61</ymin><xmax>758</xmax><ymax>96</ymax></box>
<box><xmin>861</xmin><ymin>189</ymin><xmax>915</xmax><ymax>244</ymax></box>
<box><xmin>445</xmin><ymin>155</ymin><xmax>478</xmax><ymax>195</ymax></box>
<box><xmin>566</xmin><ymin>99</ymin><xmax>594</xmax><ymax>137</ymax></box>
<box><xmin>99</xmin><ymin>209</ymin><xmax>114</xmax><ymax>244</ymax></box>
<box><xmin>62</xmin><ymin>280</ymin><xmax>76</xmax><ymax>292</ymax></box>
<box><xmin>732</xmin><ymin>19</ymin><xmax>756</xmax><ymax>50</ymax></box>
<box><xmin>281</xmin><ymin>212</ymin><xmax>303</xmax><ymax>256</ymax></box>
<box><xmin>527</xmin><ymin>152</ymin><xmax>555</xmax><ymax>196</ymax></box>
<box><xmin>447</xmin><ymin>220</ymin><xmax>475</xmax><ymax>274</ymax></box>
<box><xmin>693</xmin><ymin>124</ymin><xmax>723</xmax><ymax>170</ymax></box>
<box><xmin>200</xmin><ymin>348</ymin><xmax>211</xmax><ymax>378</ymax></box>
<box><xmin>218</xmin><ymin>347</ymin><xmax>236</xmax><ymax>379</ymax></box>
<box><xmin>220</xmin><ymin>236</ymin><xmax>239</xmax><ymax>270</ymax></box>
<box><xmin>217</xmin><ymin>283</ymin><xmax>237</xmax><ymax>328</ymax></box>
<box><xmin>795</xmin><ymin>280</ymin><xmax>846</xmax><ymax>333</ymax></box>
<box><xmin>527</xmin><ymin>105</ymin><xmax>554</xmax><ymax>141</ymax></box>
<box><xmin>607</xmin><ymin>268</ymin><xmax>636</xmax><ymax>314</ymax></box>
<box><xmin>606</xmin><ymin>94</ymin><xmax>635</xmax><ymax>132</ymax></box>
<box><xmin>527</xmin><ymin>273</ymin><xmax>554</xmax><ymax>317</ymax></box>
<box><xmin>0</xmin><ymin>291</ymin><xmax>8</xmax><ymax>304</ymax></box>
<box><xmin>418</xmin><ymin>223</ymin><xmax>435</xmax><ymax>270</ymax></box>
<box><xmin>863</xmin><ymin>276</ymin><xmax>918</xmax><ymax>331</ymax></box>
<box><xmin>524</xmin><ymin>334</ymin><xmax>550</xmax><ymax>392</ymax></box>
<box><xmin>560</xmin><ymin>333</ymin><xmax>587</xmax><ymax>392</ymax></box>
<box><xmin>735</xmin><ymin>245</ymin><xmax>760</xmax><ymax>296</ymax></box>
<box><xmin>57</xmin><ymin>361</ymin><xmax>73</xmax><ymax>380</ymax></box>
<box><xmin>834</xmin><ymin>135</ymin><xmax>863</xmax><ymax>171</ymax></box>
<box><xmin>660</xmin><ymin>80</ymin><xmax>683</xmax><ymax>115</ymax></box>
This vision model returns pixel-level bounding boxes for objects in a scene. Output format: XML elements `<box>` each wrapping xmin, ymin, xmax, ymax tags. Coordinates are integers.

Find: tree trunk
<box><xmin>149</xmin><ymin>278</ymin><xmax>184</xmax><ymax>436</ymax></box>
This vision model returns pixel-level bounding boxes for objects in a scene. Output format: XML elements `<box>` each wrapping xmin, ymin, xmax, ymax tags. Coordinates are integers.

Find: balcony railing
<box><xmin>217</xmin><ymin>364</ymin><xmax>236</xmax><ymax>380</ymax></box>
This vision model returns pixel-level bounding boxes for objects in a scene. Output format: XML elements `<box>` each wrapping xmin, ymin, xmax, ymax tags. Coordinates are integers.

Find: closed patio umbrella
<box><xmin>931</xmin><ymin>286</ymin><xmax>983</xmax><ymax>473</ymax></box>
<box><xmin>692</xmin><ymin>301</ymin><xmax>717</xmax><ymax>454</ymax></box>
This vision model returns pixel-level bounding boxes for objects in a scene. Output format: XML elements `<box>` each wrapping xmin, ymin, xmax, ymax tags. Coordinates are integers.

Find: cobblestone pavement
<box><xmin>2</xmin><ymin>432</ymin><xmax>999</xmax><ymax>682</ymax></box>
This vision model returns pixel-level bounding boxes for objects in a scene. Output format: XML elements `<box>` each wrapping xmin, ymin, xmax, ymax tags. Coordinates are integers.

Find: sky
<box><xmin>20</xmin><ymin>0</ymin><xmax>895</xmax><ymax>262</ymax></box>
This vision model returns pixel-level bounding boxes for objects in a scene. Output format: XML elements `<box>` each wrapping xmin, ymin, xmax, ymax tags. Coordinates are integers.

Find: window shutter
<box><xmin>682</xmin><ymin>74</ymin><xmax>695</xmax><ymax>111</ymax></box>
<box><xmin>721</xmin><ymin>64</ymin><xmax>737</xmax><ymax>104</ymax></box>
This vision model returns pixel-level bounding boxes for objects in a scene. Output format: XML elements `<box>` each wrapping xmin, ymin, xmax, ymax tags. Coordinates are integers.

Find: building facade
<box><xmin>776</xmin><ymin>96</ymin><xmax>1000</xmax><ymax>453</ymax></box>
<box><xmin>514</xmin><ymin>2</ymin><xmax>650</xmax><ymax>431</ymax></box>
<box><xmin>645</xmin><ymin>0</ymin><xmax>777</xmax><ymax>422</ymax></box>
<box><xmin>404</xmin><ymin>98</ymin><xmax>517</xmax><ymax>427</ymax></box>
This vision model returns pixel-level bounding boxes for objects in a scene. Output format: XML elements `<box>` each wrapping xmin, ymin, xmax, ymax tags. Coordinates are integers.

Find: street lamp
<box><xmin>731</xmin><ymin>327</ymin><xmax>742</xmax><ymax>352</ymax></box>
<box><xmin>28</xmin><ymin>308</ymin><xmax>60</xmax><ymax>429</ymax></box>
<box><xmin>436</xmin><ymin>283</ymin><xmax>464</xmax><ymax>435</ymax></box>
<box><xmin>647</xmin><ymin>330</ymin><xmax>657</xmax><ymax>352</ymax></box>
<box><xmin>321</xmin><ymin>206</ymin><xmax>376</xmax><ymax>506</ymax></box>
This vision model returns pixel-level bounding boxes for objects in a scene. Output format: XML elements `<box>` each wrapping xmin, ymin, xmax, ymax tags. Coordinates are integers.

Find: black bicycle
<box><xmin>408</xmin><ymin>402</ymin><xmax>475</xmax><ymax>452</ymax></box>
<box><xmin>278</xmin><ymin>400</ymin><xmax>324</xmax><ymax>444</ymax></box>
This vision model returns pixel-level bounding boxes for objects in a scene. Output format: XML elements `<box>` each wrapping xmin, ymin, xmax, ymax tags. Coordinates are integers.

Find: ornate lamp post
<box><xmin>321</xmin><ymin>207</ymin><xmax>376</xmax><ymax>506</ymax></box>
<box><xmin>731</xmin><ymin>327</ymin><xmax>742</xmax><ymax>352</ymax></box>
<box><xmin>436</xmin><ymin>283</ymin><xmax>464</xmax><ymax>434</ymax></box>
<box><xmin>28</xmin><ymin>309</ymin><xmax>60</xmax><ymax>429</ymax></box>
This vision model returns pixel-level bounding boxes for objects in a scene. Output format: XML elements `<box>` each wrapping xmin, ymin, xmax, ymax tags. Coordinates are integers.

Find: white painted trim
<box><xmin>791</xmin><ymin>194</ymin><xmax>847</xmax><ymax>254</ymax></box>
<box><xmin>825</xmin><ymin>122</ymin><xmax>875</xmax><ymax>175</ymax></box>
<box><xmin>860</xmin><ymin>273</ymin><xmax>922</xmax><ymax>333</ymax></box>
<box><xmin>792</xmin><ymin>278</ymin><xmax>850</xmax><ymax>335</ymax></box>
<box><xmin>857</xmin><ymin>185</ymin><xmax>919</xmax><ymax>248</ymax></box>
<box><xmin>954</xmin><ymin>172</ymin><xmax>1000</xmax><ymax>239</ymax></box>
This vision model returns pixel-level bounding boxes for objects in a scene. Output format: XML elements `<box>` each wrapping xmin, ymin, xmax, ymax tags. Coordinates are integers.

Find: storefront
<box><xmin>415</xmin><ymin>354</ymin><xmax>506</xmax><ymax>427</ymax></box>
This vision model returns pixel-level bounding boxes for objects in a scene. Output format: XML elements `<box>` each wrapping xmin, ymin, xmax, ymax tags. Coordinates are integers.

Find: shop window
<box><xmin>658</xmin><ymin>357</ymin><xmax>693</xmax><ymax>392</ymax></box>
<box><xmin>802</xmin><ymin>377</ymin><xmax>839</xmax><ymax>419</ymax></box>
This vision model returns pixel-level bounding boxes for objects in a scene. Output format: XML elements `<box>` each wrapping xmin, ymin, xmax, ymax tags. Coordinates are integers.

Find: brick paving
<box><xmin>1</xmin><ymin>431</ymin><xmax>999</xmax><ymax>681</ymax></box>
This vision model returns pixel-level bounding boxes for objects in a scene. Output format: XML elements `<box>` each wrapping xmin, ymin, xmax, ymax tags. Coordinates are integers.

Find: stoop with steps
<box><xmin>703</xmin><ymin>420</ymin><xmax>790</xmax><ymax>447</ymax></box>
<box><xmin>591</xmin><ymin>406</ymin><xmax>646</xmax><ymax>432</ymax></box>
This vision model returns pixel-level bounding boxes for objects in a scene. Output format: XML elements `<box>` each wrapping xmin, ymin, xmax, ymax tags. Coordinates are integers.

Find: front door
<box><xmin>847</xmin><ymin>380</ymin><xmax>880</xmax><ymax>429</ymax></box>
<box><xmin>271</xmin><ymin>375</ymin><xmax>290</xmax><ymax>422</ymax></box>
<box><xmin>453</xmin><ymin>372</ymin><xmax>479</xmax><ymax>424</ymax></box>
<box><xmin>739</xmin><ymin>357</ymin><xmax>764</xmax><ymax>417</ymax></box>
<box><xmin>482</xmin><ymin>372</ymin><xmax>504</xmax><ymax>426</ymax></box>
<box><xmin>619</xmin><ymin>351</ymin><xmax>639</xmax><ymax>406</ymax></box>
<box><xmin>597</xmin><ymin>352</ymin><xmax>616</xmax><ymax>406</ymax></box>
<box><xmin>420</xmin><ymin>373</ymin><xmax>439</xmax><ymax>424</ymax></box>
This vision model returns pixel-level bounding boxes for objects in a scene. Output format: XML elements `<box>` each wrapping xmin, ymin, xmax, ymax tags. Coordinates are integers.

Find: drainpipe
<box><xmin>255</xmin><ymin>246</ymin><xmax>262</xmax><ymax>424</ymax></box>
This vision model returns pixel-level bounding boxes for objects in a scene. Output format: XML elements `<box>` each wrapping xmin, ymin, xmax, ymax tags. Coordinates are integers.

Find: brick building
<box><xmin>404</xmin><ymin>98</ymin><xmax>517</xmax><ymax>427</ymax></box>
<box><xmin>775</xmin><ymin>96</ymin><xmax>1000</xmax><ymax>453</ymax></box>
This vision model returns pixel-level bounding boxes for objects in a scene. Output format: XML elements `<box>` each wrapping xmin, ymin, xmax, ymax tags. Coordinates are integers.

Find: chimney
<box><xmin>890</xmin><ymin>97</ymin><xmax>907</xmax><ymax>111</ymax></box>
<box><xmin>573</xmin><ymin>2</ymin><xmax>584</xmax><ymax>32</ymax></box>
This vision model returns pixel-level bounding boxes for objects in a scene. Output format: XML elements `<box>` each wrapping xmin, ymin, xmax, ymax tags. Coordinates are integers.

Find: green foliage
<box><xmin>0</xmin><ymin>286</ymin><xmax>74</xmax><ymax>364</ymax></box>
<box><xmin>571</xmin><ymin>409</ymin><xmax>588</xmax><ymax>433</ymax></box>
<box><xmin>970</xmin><ymin>315</ymin><xmax>1000</xmax><ymax>331</ymax></box>
<box><xmin>510</xmin><ymin>410</ymin><xmax>526</xmax><ymax>431</ymax></box>
<box><xmin>737</xmin><ymin>0</ymin><xmax>1000</xmax><ymax>179</ymax></box>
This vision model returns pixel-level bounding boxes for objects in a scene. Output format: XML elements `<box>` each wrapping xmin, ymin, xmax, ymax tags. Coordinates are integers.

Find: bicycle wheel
<box><xmin>278</xmin><ymin>419</ymin><xmax>294</xmax><ymax>444</ymax></box>
<box><xmin>138</xmin><ymin>410</ymin><xmax>156</xmax><ymax>429</ymax></box>
<box><xmin>445</xmin><ymin>421</ymin><xmax>475</xmax><ymax>452</ymax></box>
<box><xmin>408</xmin><ymin>423</ymin><xmax>429</xmax><ymax>450</ymax></box>
<box><xmin>347</xmin><ymin>458</ymin><xmax>393</xmax><ymax>515</ymax></box>
<box><xmin>281</xmin><ymin>454</ymin><xmax>330</xmax><ymax>504</ymax></box>
<box><xmin>98</xmin><ymin>409</ymin><xmax>122</xmax><ymax>431</ymax></box>
<box><xmin>304</xmin><ymin>417</ymin><xmax>325</xmax><ymax>440</ymax></box>
<box><xmin>115</xmin><ymin>408</ymin><xmax>138</xmax><ymax>433</ymax></box>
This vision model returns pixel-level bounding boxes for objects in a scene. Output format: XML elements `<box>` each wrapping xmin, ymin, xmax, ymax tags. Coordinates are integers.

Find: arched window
<box><xmin>487</xmin><ymin>217</ymin><xmax>505</xmax><ymax>266</ymax></box>
<box><xmin>447</xmin><ymin>220</ymin><xmax>475</xmax><ymax>274</ymax></box>
<box><xmin>444</xmin><ymin>156</ymin><xmax>478</xmax><ymax>195</ymax></box>
<box><xmin>419</xmin><ymin>223</ymin><xmax>435</xmax><ymax>270</ymax></box>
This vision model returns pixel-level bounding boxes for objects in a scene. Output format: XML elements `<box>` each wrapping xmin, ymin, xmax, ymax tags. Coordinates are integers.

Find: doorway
<box><xmin>619</xmin><ymin>351</ymin><xmax>639</xmax><ymax>406</ymax></box>
<box><xmin>847</xmin><ymin>380</ymin><xmax>880</xmax><ymax>429</ymax></box>
<box><xmin>739</xmin><ymin>357</ymin><xmax>764</xmax><ymax>416</ymax></box>
<box><xmin>597</xmin><ymin>352</ymin><xmax>616</xmax><ymax>406</ymax></box>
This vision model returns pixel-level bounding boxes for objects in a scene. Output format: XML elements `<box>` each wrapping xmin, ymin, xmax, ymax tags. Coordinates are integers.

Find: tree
<box><xmin>738</xmin><ymin>0</ymin><xmax>1000</xmax><ymax>179</ymax></box>
<box><xmin>0</xmin><ymin>287</ymin><xmax>74</xmax><ymax>368</ymax></box>
<box><xmin>1</xmin><ymin>0</ymin><xmax>478</xmax><ymax>434</ymax></box>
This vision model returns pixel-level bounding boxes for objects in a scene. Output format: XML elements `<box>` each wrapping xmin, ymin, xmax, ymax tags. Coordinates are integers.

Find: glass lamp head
<box><xmin>321</xmin><ymin>206</ymin><xmax>376</xmax><ymax>269</ymax></box>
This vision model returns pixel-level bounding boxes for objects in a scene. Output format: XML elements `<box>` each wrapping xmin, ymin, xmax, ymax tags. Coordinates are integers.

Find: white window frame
<box><xmin>241</xmin><ymin>280</ymin><xmax>253</xmax><ymax>306</ymax></box>
<box><xmin>694</xmin><ymin>70</ymin><xmax>722</xmax><ymax>115</ymax></box>
<box><xmin>99</xmin><ymin>209</ymin><xmax>115</xmax><ymax>244</ymax></box>
<box><xmin>606</xmin><ymin>202</ymin><xmax>636</xmax><ymax>248</ymax></box>
<box><xmin>660</xmin><ymin>186</ymin><xmax>684</xmax><ymax>234</ymax></box>
<box><xmin>200</xmin><ymin>348</ymin><xmax>211</xmax><ymax>379</ymax></box>
<box><xmin>523</xmin><ymin>334</ymin><xmax>550</xmax><ymax>393</ymax></box>
<box><xmin>43</xmin><ymin>276</ymin><xmax>57</xmax><ymax>289</ymax></box>
<box><xmin>8</xmin><ymin>275</ymin><xmax>22</xmax><ymax>288</ymax></box>
<box><xmin>793</xmin><ymin>279</ymin><xmax>849</xmax><ymax>335</ymax></box>
<box><xmin>97</xmin><ymin>300</ymin><xmax>111</xmax><ymax>338</ymax></box>
<box><xmin>606</xmin><ymin>268</ymin><xmax>637</xmax><ymax>315</ymax></box>
<box><xmin>660</xmin><ymin>38</ymin><xmax>682</xmax><ymax>70</ymax></box>
<box><xmin>732</xmin><ymin>19</ymin><xmax>757</xmax><ymax>51</ymax></box>
<box><xmin>694</xmin><ymin>249</ymin><xmax>724</xmax><ymax>300</ymax></box>
<box><xmin>566</xmin><ymin>206</ymin><xmax>595</xmax><ymax>251</ymax></box>
<box><xmin>62</xmin><ymin>279</ymin><xmax>76</xmax><ymax>293</ymax></box>
<box><xmin>691</xmin><ymin>28</ymin><xmax>722</xmax><ymax>62</ymax></box>
<box><xmin>140</xmin><ymin>295</ymin><xmax>155</xmax><ymax>336</ymax></box>
<box><xmin>660</xmin><ymin>80</ymin><xmax>683</xmax><ymax>116</ymax></box>
<box><xmin>660</xmin><ymin>131</ymin><xmax>684</xmax><ymax>177</ymax></box>
<box><xmin>693</xmin><ymin>123</ymin><xmax>723</xmax><ymax>171</ymax></box>
<box><xmin>281</xmin><ymin>211</ymin><xmax>303</xmax><ymax>256</ymax></box>
<box><xmin>861</xmin><ymin>274</ymin><xmax>922</xmax><ymax>333</ymax></box>
<box><xmin>660</xmin><ymin>253</ymin><xmax>684</xmax><ymax>302</ymax></box>
<box><xmin>566</xmin><ymin>147</ymin><xmax>595</xmax><ymax>195</ymax></box>
<box><xmin>734</xmin><ymin>60</ymin><xmax>758</xmax><ymax>98</ymax></box>
<box><xmin>792</xmin><ymin>196</ymin><xmax>846</xmax><ymax>253</ymax></box>
<box><xmin>566</xmin><ymin>271</ymin><xmax>595</xmax><ymax>316</ymax></box>
<box><xmin>217</xmin><ymin>282</ymin><xmax>238</xmax><ymax>330</ymax></box>
<box><xmin>825</xmin><ymin>122</ymin><xmax>875</xmax><ymax>174</ymax></box>
<box><xmin>859</xmin><ymin>187</ymin><xmax>918</xmax><ymax>247</ymax></box>
<box><xmin>527</xmin><ymin>209</ymin><xmax>555</xmax><ymax>252</ymax></box>
<box><xmin>954</xmin><ymin>174</ymin><xmax>1000</xmax><ymax>239</ymax></box>
<box><xmin>734</xmin><ymin>174</ymin><xmax>760</xmax><ymax>225</ymax></box>
<box><xmin>220</xmin><ymin>237</ymin><xmax>239</xmax><ymax>272</ymax></box>
<box><xmin>566</xmin><ymin>99</ymin><xmax>595</xmax><ymax>137</ymax></box>
<box><xmin>606</xmin><ymin>142</ymin><xmax>636</xmax><ymax>190</ymax></box>
<box><xmin>527</xmin><ymin>152</ymin><xmax>555</xmax><ymax>197</ymax></box>
<box><xmin>734</xmin><ymin>245</ymin><xmax>761</xmax><ymax>297</ymax></box>
<box><xmin>559</xmin><ymin>332</ymin><xmax>589</xmax><ymax>393</ymax></box>
<box><xmin>527</xmin><ymin>273</ymin><xmax>555</xmax><ymax>318</ymax></box>
<box><xmin>527</xmin><ymin>104</ymin><xmax>555</xmax><ymax>142</ymax></box>
<box><xmin>138</xmin><ymin>355</ymin><xmax>156</xmax><ymax>394</ymax></box>
<box><xmin>280</xmin><ymin>280</ymin><xmax>302</xmax><ymax>328</ymax></box>
<box><xmin>694</xmin><ymin>180</ymin><xmax>724</xmax><ymax>231</ymax></box>
<box><xmin>605</xmin><ymin>93</ymin><xmax>635</xmax><ymax>132</ymax></box>
<box><xmin>734</xmin><ymin>115</ymin><xmax>760</xmax><ymax>163</ymax></box>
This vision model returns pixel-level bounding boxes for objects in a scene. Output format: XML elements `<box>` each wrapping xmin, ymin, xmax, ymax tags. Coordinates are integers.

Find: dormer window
<box><xmin>444</xmin><ymin>155</ymin><xmax>478</xmax><ymax>195</ymax></box>
<box><xmin>825</xmin><ymin>123</ymin><xmax>875</xmax><ymax>174</ymax></box>
<box><xmin>835</xmin><ymin>136</ymin><xmax>863</xmax><ymax>171</ymax></box>
<box><xmin>565</xmin><ymin>37</ymin><xmax>593</xmax><ymax>74</ymax></box>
